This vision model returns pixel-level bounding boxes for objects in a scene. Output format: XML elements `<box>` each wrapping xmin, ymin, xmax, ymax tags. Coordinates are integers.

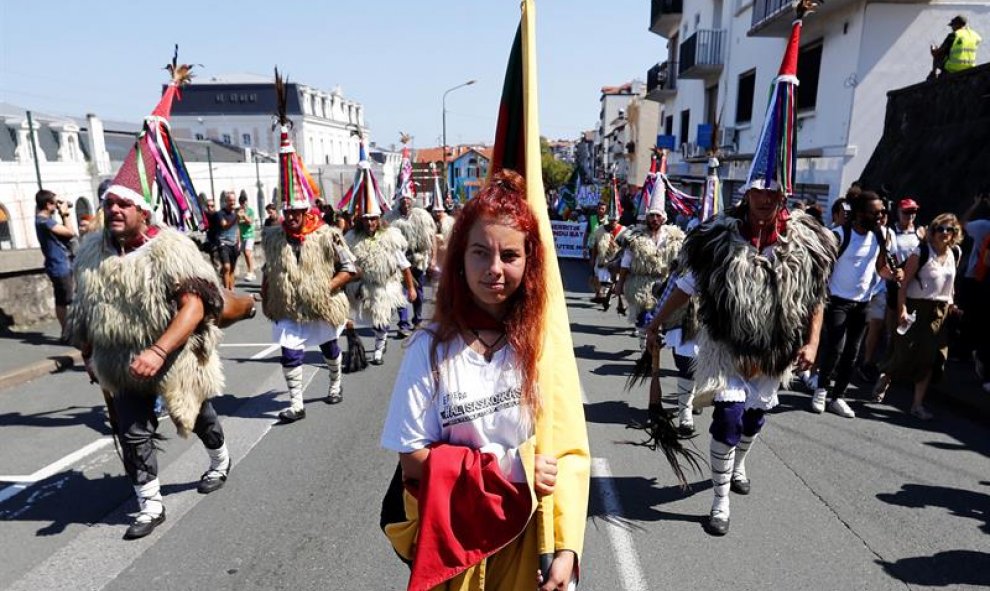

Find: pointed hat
<box><xmin>103</xmin><ymin>46</ymin><xmax>202</xmax><ymax>228</ymax></box>
<box><xmin>274</xmin><ymin>68</ymin><xmax>320</xmax><ymax>210</ymax></box>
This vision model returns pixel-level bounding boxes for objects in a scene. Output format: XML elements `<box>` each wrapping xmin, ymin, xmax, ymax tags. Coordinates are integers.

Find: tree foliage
<box><xmin>540</xmin><ymin>136</ymin><xmax>574</xmax><ymax>193</ymax></box>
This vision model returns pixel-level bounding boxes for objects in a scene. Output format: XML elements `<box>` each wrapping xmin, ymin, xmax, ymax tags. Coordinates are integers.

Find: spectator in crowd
<box><xmin>859</xmin><ymin>203</ymin><xmax>897</xmax><ymax>381</ymax></box>
<box><xmin>930</xmin><ymin>15</ymin><xmax>982</xmax><ymax>79</ymax></box>
<box><xmin>237</xmin><ymin>193</ymin><xmax>257</xmax><ymax>282</ymax></box>
<box><xmin>204</xmin><ymin>197</ymin><xmax>221</xmax><ymax>268</ymax></box>
<box><xmin>805</xmin><ymin>203</ymin><xmax>825</xmax><ymax>225</ymax></box>
<box><xmin>812</xmin><ymin>191</ymin><xmax>901</xmax><ymax>418</ymax></box>
<box><xmin>874</xmin><ymin>214</ymin><xmax>965</xmax><ymax>419</ymax></box>
<box><xmin>831</xmin><ymin>197</ymin><xmax>850</xmax><ymax>228</ymax></box>
<box><xmin>960</xmin><ymin>192</ymin><xmax>990</xmax><ymax>389</ymax></box>
<box><xmin>263</xmin><ymin>202</ymin><xmax>279</xmax><ymax>227</ymax></box>
<box><xmin>78</xmin><ymin>214</ymin><xmax>94</xmax><ymax>234</ymax></box>
<box><xmin>217</xmin><ymin>191</ymin><xmax>240</xmax><ymax>290</ymax></box>
<box><xmin>892</xmin><ymin>198</ymin><xmax>925</xmax><ymax>262</ymax></box>
<box><xmin>34</xmin><ymin>190</ymin><xmax>77</xmax><ymax>336</ymax></box>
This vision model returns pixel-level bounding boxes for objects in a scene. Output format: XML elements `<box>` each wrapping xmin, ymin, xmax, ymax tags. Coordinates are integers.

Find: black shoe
<box><xmin>325</xmin><ymin>389</ymin><xmax>343</xmax><ymax>405</ymax></box>
<box><xmin>278</xmin><ymin>408</ymin><xmax>306</xmax><ymax>423</ymax></box>
<box><xmin>705</xmin><ymin>513</ymin><xmax>730</xmax><ymax>536</ymax></box>
<box><xmin>124</xmin><ymin>508</ymin><xmax>166</xmax><ymax>540</ymax></box>
<box><xmin>730</xmin><ymin>478</ymin><xmax>751</xmax><ymax>495</ymax></box>
<box><xmin>395</xmin><ymin>328</ymin><xmax>411</xmax><ymax>340</ymax></box>
<box><xmin>197</xmin><ymin>468</ymin><xmax>229</xmax><ymax>494</ymax></box>
<box><xmin>617</xmin><ymin>302</ymin><xmax>627</xmax><ymax>316</ymax></box>
<box><xmin>677</xmin><ymin>423</ymin><xmax>696</xmax><ymax>438</ymax></box>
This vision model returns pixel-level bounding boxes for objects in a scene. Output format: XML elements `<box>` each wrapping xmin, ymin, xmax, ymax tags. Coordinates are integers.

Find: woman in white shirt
<box><xmin>874</xmin><ymin>213</ymin><xmax>964</xmax><ymax>420</ymax></box>
<box><xmin>381</xmin><ymin>170</ymin><xmax>586</xmax><ymax>590</ymax></box>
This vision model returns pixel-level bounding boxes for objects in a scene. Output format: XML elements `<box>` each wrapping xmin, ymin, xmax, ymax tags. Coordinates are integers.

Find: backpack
<box><xmin>834</xmin><ymin>223</ymin><xmax>894</xmax><ymax>265</ymax></box>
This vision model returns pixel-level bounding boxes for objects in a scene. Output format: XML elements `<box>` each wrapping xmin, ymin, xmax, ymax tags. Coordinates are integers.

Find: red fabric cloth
<box><xmin>406</xmin><ymin>444</ymin><xmax>532</xmax><ymax>591</ymax></box>
<box><xmin>741</xmin><ymin>207</ymin><xmax>790</xmax><ymax>250</ymax></box>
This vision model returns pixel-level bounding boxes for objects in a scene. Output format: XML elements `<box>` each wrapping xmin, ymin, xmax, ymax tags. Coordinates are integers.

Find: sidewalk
<box><xmin>0</xmin><ymin>321</ymin><xmax>82</xmax><ymax>390</ymax></box>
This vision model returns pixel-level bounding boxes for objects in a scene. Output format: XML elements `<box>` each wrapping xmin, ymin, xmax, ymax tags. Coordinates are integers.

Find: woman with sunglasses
<box><xmin>873</xmin><ymin>213</ymin><xmax>964</xmax><ymax>419</ymax></box>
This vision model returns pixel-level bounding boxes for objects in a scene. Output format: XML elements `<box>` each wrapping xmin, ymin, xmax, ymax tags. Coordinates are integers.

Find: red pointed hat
<box><xmin>103</xmin><ymin>50</ymin><xmax>195</xmax><ymax>212</ymax></box>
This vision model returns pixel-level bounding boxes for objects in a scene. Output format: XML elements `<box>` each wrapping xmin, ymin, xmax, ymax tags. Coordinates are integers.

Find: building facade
<box><xmin>646</xmin><ymin>0</ymin><xmax>989</xmax><ymax>205</ymax></box>
<box><xmin>168</xmin><ymin>74</ymin><xmax>370</xmax><ymax>168</ymax></box>
<box><xmin>593</xmin><ymin>81</ymin><xmax>644</xmax><ymax>180</ymax></box>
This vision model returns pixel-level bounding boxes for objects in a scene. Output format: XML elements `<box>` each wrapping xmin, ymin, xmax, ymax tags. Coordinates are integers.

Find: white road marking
<box><xmin>5</xmin><ymin>365</ymin><xmax>318</xmax><ymax>591</ymax></box>
<box><xmin>249</xmin><ymin>343</ymin><xmax>281</xmax><ymax>359</ymax></box>
<box><xmin>0</xmin><ymin>438</ymin><xmax>114</xmax><ymax>504</ymax></box>
<box><xmin>591</xmin><ymin>457</ymin><xmax>649</xmax><ymax>591</ymax></box>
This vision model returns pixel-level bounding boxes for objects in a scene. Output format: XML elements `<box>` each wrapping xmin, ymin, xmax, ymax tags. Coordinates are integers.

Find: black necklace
<box><xmin>470</xmin><ymin>329</ymin><xmax>505</xmax><ymax>362</ymax></box>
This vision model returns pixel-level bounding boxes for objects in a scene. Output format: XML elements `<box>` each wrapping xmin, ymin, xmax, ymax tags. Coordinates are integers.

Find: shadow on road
<box><xmin>0</xmin><ymin>405</ymin><xmax>112</xmax><ymax>436</ymax></box>
<box><xmin>589</xmin><ymin>475</ymin><xmax>707</xmax><ymax>527</ymax></box>
<box><xmin>877</xmin><ymin>550</ymin><xmax>990</xmax><ymax>588</ymax></box>
<box><xmin>0</xmin><ymin>470</ymin><xmax>132</xmax><ymax>536</ymax></box>
<box><xmin>877</xmin><ymin>481</ymin><xmax>990</xmax><ymax>535</ymax></box>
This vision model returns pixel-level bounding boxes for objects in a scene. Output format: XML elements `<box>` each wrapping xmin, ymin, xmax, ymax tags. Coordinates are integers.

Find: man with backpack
<box><xmin>811</xmin><ymin>191</ymin><xmax>903</xmax><ymax>418</ymax></box>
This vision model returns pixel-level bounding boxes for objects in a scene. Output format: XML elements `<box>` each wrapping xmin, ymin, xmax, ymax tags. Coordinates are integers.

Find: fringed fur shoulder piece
<box><xmin>345</xmin><ymin>227</ymin><xmax>409</xmax><ymax>326</ymax></box>
<box><xmin>439</xmin><ymin>215</ymin><xmax>455</xmax><ymax>242</ymax></box>
<box><xmin>385</xmin><ymin>207</ymin><xmax>434</xmax><ymax>270</ymax></box>
<box><xmin>70</xmin><ymin>227</ymin><xmax>223</xmax><ymax>437</ymax></box>
<box><xmin>593</xmin><ymin>226</ymin><xmax>621</xmax><ymax>265</ymax></box>
<box><xmin>627</xmin><ymin>224</ymin><xmax>684</xmax><ymax>277</ymax></box>
<box><xmin>684</xmin><ymin>210</ymin><xmax>836</xmax><ymax>379</ymax></box>
<box><xmin>262</xmin><ymin>225</ymin><xmax>350</xmax><ymax>325</ymax></box>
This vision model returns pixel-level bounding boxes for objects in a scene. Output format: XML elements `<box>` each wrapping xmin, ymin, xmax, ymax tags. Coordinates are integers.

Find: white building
<box><xmin>646</xmin><ymin>0</ymin><xmax>990</xmax><ymax>204</ymax></box>
<box><xmin>169</xmin><ymin>74</ymin><xmax>370</xmax><ymax>168</ymax></box>
<box><xmin>594</xmin><ymin>80</ymin><xmax>644</xmax><ymax>179</ymax></box>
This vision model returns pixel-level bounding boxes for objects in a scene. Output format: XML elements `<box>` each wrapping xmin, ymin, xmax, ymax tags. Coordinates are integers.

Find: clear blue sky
<box><xmin>0</xmin><ymin>1</ymin><xmax>665</xmax><ymax>148</ymax></box>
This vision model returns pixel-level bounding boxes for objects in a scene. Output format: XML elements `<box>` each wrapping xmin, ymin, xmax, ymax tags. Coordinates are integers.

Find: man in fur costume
<box><xmin>344</xmin><ymin>159</ymin><xmax>417</xmax><ymax>365</ymax></box>
<box><xmin>429</xmin><ymin>165</ymin><xmax>456</xmax><ymax>278</ymax></box>
<box><xmin>385</xmin><ymin>161</ymin><xmax>436</xmax><ymax>337</ymax></box>
<box><xmin>262</xmin><ymin>92</ymin><xmax>356</xmax><ymax>423</ymax></box>
<box><xmin>589</xmin><ymin>194</ymin><xmax>626</xmax><ymax>310</ymax></box>
<box><xmin>648</xmin><ymin>1</ymin><xmax>833</xmax><ymax>536</ymax></box>
<box><xmin>70</xmin><ymin>53</ymin><xmax>230</xmax><ymax>540</ymax></box>
<box><xmin>614</xmin><ymin>190</ymin><xmax>684</xmax><ymax>349</ymax></box>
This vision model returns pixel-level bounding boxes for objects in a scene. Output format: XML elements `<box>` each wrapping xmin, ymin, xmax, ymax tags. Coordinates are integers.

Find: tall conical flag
<box><xmin>607</xmin><ymin>173</ymin><xmax>620</xmax><ymax>221</ymax></box>
<box><xmin>274</xmin><ymin>69</ymin><xmax>320</xmax><ymax>211</ymax></box>
<box><xmin>103</xmin><ymin>46</ymin><xmax>203</xmax><ymax>230</ymax></box>
<box><xmin>490</xmin><ymin>0</ymin><xmax>590</xmax><ymax>574</ymax></box>
<box><xmin>636</xmin><ymin>152</ymin><xmax>661</xmax><ymax>219</ymax></box>
<box><xmin>702</xmin><ymin>156</ymin><xmax>722</xmax><ymax>220</ymax></box>
<box><xmin>395</xmin><ymin>144</ymin><xmax>416</xmax><ymax>207</ymax></box>
<box><xmin>429</xmin><ymin>162</ymin><xmax>446</xmax><ymax>211</ymax></box>
<box><xmin>745</xmin><ymin>10</ymin><xmax>807</xmax><ymax>195</ymax></box>
<box><xmin>338</xmin><ymin>143</ymin><xmax>388</xmax><ymax>217</ymax></box>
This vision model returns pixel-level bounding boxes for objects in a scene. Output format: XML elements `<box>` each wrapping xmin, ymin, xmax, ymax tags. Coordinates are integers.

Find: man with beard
<box><xmin>262</xmin><ymin>103</ymin><xmax>356</xmax><ymax>422</ymax></box>
<box><xmin>345</xmin><ymin>161</ymin><xmax>416</xmax><ymax>365</ymax></box>
<box><xmin>810</xmin><ymin>190</ymin><xmax>902</xmax><ymax>418</ymax></box>
<box><xmin>614</xmin><ymin>196</ymin><xmax>684</xmax><ymax>349</ymax></box>
<box><xmin>70</xmin><ymin>58</ymin><xmax>230</xmax><ymax>539</ymax></box>
<box><xmin>384</xmin><ymin>188</ymin><xmax>435</xmax><ymax>337</ymax></box>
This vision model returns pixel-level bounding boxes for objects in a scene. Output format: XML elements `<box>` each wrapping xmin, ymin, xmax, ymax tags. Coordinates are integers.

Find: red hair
<box><xmin>430</xmin><ymin>170</ymin><xmax>547</xmax><ymax>414</ymax></box>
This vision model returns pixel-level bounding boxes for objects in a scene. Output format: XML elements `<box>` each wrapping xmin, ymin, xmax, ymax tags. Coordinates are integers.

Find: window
<box><xmin>704</xmin><ymin>85</ymin><xmax>719</xmax><ymax>125</ymax></box>
<box><xmin>74</xmin><ymin>197</ymin><xmax>92</xmax><ymax>218</ymax></box>
<box><xmin>222</xmin><ymin>134</ymin><xmax>232</xmax><ymax>144</ymax></box>
<box><xmin>797</xmin><ymin>40</ymin><xmax>823</xmax><ymax>111</ymax></box>
<box><xmin>736</xmin><ymin>69</ymin><xmax>756</xmax><ymax>124</ymax></box>
<box><xmin>242</xmin><ymin>133</ymin><xmax>252</xmax><ymax>146</ymax></box>
<box><xmin>195</xmin><ymin>133</ymin><xmax>205</xmax><ymax>140</ymax></box>
<box><xmin>664</xmin><ymin>115</ymin><xmax>674</xmax><ymax>137</ymax></box>
<box><xmin>679</xmin><ymin>109</ymin><xmax>691</xmax><ymax>148</ymax></box>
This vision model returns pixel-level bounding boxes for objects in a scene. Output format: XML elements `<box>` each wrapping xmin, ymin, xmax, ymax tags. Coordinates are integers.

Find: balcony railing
<box><xmin>679</xmin><ymin>29</ymin><xmax>726</xmax><ymax>79</ymax></box>
<box><xmin>751</xmin><ymin>0</ymin><xmax>790</xmax><ymax>29</ymax></box>
<box><xmin>649</xmin><ymin>0</ymin><xmax>683</xmax><ymax>37</ymax></box>
<box><xmin>646</xmin><ymin>61</ymin><xmax>678</xmax><ymax>101</ymax></box>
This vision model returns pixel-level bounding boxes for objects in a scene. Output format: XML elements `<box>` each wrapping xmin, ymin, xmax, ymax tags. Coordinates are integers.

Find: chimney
<box><xmin>85</xmin><ymin>113</ymin><xmax>111</xmax><ymax>174</ymax></box>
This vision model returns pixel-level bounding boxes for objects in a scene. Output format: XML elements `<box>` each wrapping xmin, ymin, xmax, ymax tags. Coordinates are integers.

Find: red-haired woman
<box><xmin>381</xmin><ymin>170</ymin><xmax>585</xmax><ymax>590</ymax></box>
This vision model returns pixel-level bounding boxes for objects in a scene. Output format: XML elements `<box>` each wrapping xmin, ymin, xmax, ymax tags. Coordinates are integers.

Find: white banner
<box><xmin>551</xmin><ymin>220</ymin><xmax>588</xmax><ymax>259</ymax></box>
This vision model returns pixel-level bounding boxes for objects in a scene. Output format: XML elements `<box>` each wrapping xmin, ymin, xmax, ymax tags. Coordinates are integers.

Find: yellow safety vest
<box><xmin>945</xmin><ymin>27</ymin><xmax>982</xmax><ymax>73</ymax></box>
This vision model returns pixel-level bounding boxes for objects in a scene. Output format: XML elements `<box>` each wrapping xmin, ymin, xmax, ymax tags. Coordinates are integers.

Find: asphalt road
<box><xmin>1</xmin><ymin>262</ymin><xmax>988</xmax><ymax>590</ymax></box>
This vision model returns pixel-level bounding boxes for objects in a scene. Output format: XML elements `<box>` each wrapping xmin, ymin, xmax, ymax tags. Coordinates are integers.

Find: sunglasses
<box><xmin>901</xmin><ymin>209</ymin><xmax>918</xmax><ymax>215</ymax></box>
<box><xmin>933</xmin><ymin>226</ymin><xmax>958</xmax><ymax>234</ymax></box>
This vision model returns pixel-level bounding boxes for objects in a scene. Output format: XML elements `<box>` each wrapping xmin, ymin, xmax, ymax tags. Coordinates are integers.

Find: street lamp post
<box><xmin>442</xmin><ymin>79</ymin><xmax>476</xmax><ymax>195</ymax></box>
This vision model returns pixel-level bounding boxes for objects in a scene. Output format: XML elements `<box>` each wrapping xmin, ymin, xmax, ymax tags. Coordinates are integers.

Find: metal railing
<box><xmin>679</xmin><ymin>29</ymin><xmax>726</xmax><ymax>77</ymax></box>
<box><xmin>750</xmin><ymin>0</ymin><xmax>791</xmax><ymax>30</ymax></box>
<box><xmin>646</xmin><ymin>61</ymin><xmax>678</xmax><ymax>94</ymax></box>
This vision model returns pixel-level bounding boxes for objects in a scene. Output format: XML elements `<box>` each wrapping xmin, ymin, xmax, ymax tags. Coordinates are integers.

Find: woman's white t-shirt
<box><xmin>381</xmin><ymin>330</ymin><xmax>531</xmax><ymax>483</ymax></box>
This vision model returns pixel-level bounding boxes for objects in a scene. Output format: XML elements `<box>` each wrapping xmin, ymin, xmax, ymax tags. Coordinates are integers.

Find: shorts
<box><xmin>217</xmin><ymin>244</ymin><xmax>239</xmax><ymax>267</ymax></box>
<box><xmin>867</xmin><ymin>291</ymin><xmax>886</xmax><ymax>321</ymax></box>
<box><xmin>50</xmin><ymin>274</ymin><xmax>74</xmax><ymax>306</ymax></box>
<box><xmin>240</xmin><ymin>237</ymin><xmax>255</xmax><ymax>254</ymax></box>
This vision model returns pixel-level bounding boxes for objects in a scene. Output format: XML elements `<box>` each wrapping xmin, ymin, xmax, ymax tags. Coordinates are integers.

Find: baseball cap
<box><xmin>898</xmin><ymin>198</ymin><xmax>919</xmax><ymax>212</ymax></box>
<box><xmin>950</xmin><ymin>15</ymin><xmax>967</xmax><ymax>27</ymax></box>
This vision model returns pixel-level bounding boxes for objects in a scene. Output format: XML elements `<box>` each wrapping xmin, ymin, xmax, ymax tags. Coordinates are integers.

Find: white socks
<box><xmin>373</xmin><ymin>330</ymin><xmax>388</xmax><ymax>361</ymax></box>
<box><xmin>733</xmin><ymin>434</ymin><xmax>757</xmax><ymax>483</ymax></box>
<box><xmin>710</xmin><ymin>440</ymin><xmax>735</xmax><ymax>519</ymax></box>
<box><xmin>206</xmin><ymin>443</ymin><xmax>230</xmax><ymax>473</ymax></box>
<box><xmin>134</xmin><ymin>479</ymin><xmax>163</xmax><ymax>520</ymax></box>
<box><xmin>283</xmin><ymin>365</ymin><xmax>304</xmax><ymax>411</ymax></box>
<box><xmin>677</xmin><ymin>377</ymin><xmax>695</xmax><ymax>428</ymax></box>
<box><xmin>326</xmin><ymin>355</ymin><xmax>342</xmax><ymax>396</ymax></box>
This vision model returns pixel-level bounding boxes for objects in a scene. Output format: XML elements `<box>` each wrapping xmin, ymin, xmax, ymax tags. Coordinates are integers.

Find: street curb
<box><xmin>0</xmin><ymin>351</ymin><xmax>83</xmax><ymax>391</ymax></box>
